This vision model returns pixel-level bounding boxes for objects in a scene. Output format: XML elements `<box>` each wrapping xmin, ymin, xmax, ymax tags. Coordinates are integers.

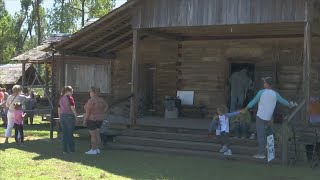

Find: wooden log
<box><xmin>130</xmin><ymin>30</ymin><xmax>140</xmax><ymax>126</ymax></box>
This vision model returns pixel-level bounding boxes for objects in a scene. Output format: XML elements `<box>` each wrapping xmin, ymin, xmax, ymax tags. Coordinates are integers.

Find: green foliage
<box><xmin>0</xmin><ymin>0</ymin><xmax>115</xmax><ymax>63</ymax></box>
<box><xmin>86</xmin><ymin>0</ymin><xmax>115</xmax><ymax>18</ymax></box>
<box><xmin>48</xmin><ymin>0</ymin><xmax>81</xmax><ymax>33</ymax></box>
<box><xmin>0</xmin><ymin>0</ymin><xmax>16</xmax><ymax>63</ymax></box>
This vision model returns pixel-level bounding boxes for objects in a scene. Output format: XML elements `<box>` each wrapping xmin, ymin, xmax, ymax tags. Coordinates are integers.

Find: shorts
<box><xmin>86</xmin><ymin>120</ymin><xmax>103</xmax><ymax>130</ymax></box>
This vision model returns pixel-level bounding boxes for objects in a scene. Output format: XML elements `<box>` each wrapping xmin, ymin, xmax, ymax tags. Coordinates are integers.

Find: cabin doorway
<box><xmin>139</xmin><ymin>64</ymin><xmax>156</xmax><ymax>115</ymax></box>
<box><xmin>229</xmin><ymin>63</ymin><xmax>255</xmax><ymax>111</ymax></box>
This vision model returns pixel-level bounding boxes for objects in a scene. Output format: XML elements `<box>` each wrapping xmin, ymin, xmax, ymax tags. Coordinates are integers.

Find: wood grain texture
<box><xmin>133</xmin><ymin>0</ymin><xmax>306</xmax><ymax>28</ymax></box>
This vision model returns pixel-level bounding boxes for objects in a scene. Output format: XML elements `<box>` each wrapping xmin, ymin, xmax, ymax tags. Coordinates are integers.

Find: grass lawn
<box><xmin>0</xmin><ymin>117</ymin><xmax>320</xmax><ymax>180</ymax></box>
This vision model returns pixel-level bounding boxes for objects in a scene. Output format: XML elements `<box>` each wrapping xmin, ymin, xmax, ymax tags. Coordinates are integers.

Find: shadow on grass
<box><xmin>1</xmin><ymin>124</ymin><xmax>320</xmax><ymax>180</ymax></box>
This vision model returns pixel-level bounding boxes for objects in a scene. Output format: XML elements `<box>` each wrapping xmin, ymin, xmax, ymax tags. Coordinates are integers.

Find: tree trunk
<box><xmin>60</xmin><ymin>0</ymin><xmax>65</xmax><ymax>33</ymax></box>
<box><xmin>81</xmin><ymin>0</ymin><xmax>85</xmax><ymax>27</ymax></box>
<box><xmin>36</xmin><ymin>0</ymin><xmax>41</xmax><ymax>45</ymax></box>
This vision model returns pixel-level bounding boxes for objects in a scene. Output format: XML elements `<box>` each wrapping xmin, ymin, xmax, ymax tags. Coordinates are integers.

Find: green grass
<box><xmin>0</xmin><ymin>117</ymin><xmax>320</xmax><ymax>180</ymax></box>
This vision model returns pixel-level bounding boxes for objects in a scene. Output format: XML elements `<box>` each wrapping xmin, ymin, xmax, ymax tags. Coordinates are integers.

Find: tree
<box><xmin>0</xmin><ymin>0</ymin><xmax>16</xmax><ymax>63</ymax></box>
<box><xmin>49</xmin><ymin>0</ymin><xmax>115</xmax><ymax>33</ymax></box>
<box><xmin>48</xmin><ymin>0</ymin><xmax>81</xmax><ymax>33</ymax></box>
<box><xmin>80</xmin><ymin>0</ymin><xmax>115</xmax><ymax>27</ymax></box>
<box><xmin>86</xmin><ymin>0</ymin><xmax>115</xmax><ymax>19</ymax></box>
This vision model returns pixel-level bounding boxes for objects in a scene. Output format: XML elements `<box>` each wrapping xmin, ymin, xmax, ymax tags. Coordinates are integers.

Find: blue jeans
<box><xmin>60</xmin><ymin>114</ymin><xmax>75</xmax><ymax>153</ymax></box>
<box><xmin>234</xmin><ymin>121</ymin><xmax>249</xmax><ymax>138</ymax></box>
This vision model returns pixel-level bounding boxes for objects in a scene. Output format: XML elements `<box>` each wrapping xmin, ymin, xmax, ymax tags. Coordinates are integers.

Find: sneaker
<box><xmin>219</xmin><ymin>145</ymin><xmax>228</xmax><ymax>153</ymax></box>
<box><xmin>97</xmin><ymin>149</ymin><xmax>101</xmax><ymax>154</ymax></box>
<box><xmin>85</xmin><ymin>149</ymin><xmax>98</xmax><ymax>155</ymax></box>
<box><xmin>223</xmin><ymin>149</ymin><xmax>232</xmax><ymax>156</ymax></box>
<box><xmin>253</xmin><ymin>154</ymin><xmax>266</xmax><ymax>159</ymax></box>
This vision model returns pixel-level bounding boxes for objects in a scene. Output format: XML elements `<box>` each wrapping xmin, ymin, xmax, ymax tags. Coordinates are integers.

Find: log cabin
<box><xmin>52</xmin><ymin>0</ymin><xmax>320</xmax><ymax>165</ymax></box>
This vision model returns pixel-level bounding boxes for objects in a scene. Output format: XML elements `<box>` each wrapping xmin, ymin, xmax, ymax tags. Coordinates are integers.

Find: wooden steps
<box><xmin>108</xmin><ymin>129</ymin><xmax>281</xmax><ymax>164</ymax></box>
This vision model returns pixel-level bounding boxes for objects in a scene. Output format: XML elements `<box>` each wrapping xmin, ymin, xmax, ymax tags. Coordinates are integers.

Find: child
<box><xmin>13</xmin><ymin>102</ymin><xmax>26</xmax><ymax>146</ymax></box>
<box><xmin>208</xmin><ymin>106</ymin><xmax>240</xmax><ymax>156</ymax></box>
<box><xmin>233</xmin><ymin>109</ymin><xmax>251</xmax><ymax>139</ymax></box>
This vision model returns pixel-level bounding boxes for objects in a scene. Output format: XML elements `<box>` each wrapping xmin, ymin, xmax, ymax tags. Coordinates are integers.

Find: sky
<box><xmin>4</xmin><ymin>0</ymin><xmax>127</xmax><ymax>15</ymax></box>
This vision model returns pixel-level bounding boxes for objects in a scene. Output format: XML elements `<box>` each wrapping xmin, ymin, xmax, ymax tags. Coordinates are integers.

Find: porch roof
<box><xmin>54</xmin><ymin>0</ymin><xmax>137</xmax><ymax>56</ymax></box>
<box><xmin>143</xmin><ymin>22</ymin><xmax>307</xmax><ymax>41</ymax></box>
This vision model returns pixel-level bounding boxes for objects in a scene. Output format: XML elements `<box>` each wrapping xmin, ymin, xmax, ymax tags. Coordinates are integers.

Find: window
<box><xmin>65</xmin><ymin>63</ymin><xmax>111</xmax><ymax>93</ymax></box>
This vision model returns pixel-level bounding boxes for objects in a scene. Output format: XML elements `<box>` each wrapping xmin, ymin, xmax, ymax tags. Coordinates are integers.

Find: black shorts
<box><xmin>86</xmin><ymin>120</ymin><xmax>103</xmax><ymax>130</ymax></box>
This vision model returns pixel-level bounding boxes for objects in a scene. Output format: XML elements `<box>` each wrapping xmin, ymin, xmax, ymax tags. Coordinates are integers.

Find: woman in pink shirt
<box><xmin>58</xmin><ymin>86</ymin><xmax>78</xmax><ymax>154</ymax></box>
<box><xmin>13</xmin><ymin>102</ymin><xmax>26</xmax><ymax>146</ymax></box>
<box><xmin>84</xmin><ymin>87</ymin><xmax>108</xmax><ymax>155</ymax></box>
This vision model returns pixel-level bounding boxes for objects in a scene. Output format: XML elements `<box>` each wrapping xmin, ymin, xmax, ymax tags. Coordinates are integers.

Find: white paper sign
<box><xmin>177</xmin><ymin>91</ymin><xmax>194</xmax><ymax>105</ymax></box>
<box><xmin>267</xmin><ymin>134</ymin><xmax>275</xmax><ymax>162</ymax></box>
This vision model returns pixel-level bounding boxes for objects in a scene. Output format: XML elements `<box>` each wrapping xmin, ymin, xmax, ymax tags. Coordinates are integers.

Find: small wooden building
<box><xmin>55</xmin><ymin>0</ymin><xmax>320</xmax><ymax>164</ymax></box>
<box><xmin>0</xmin><ymin>64</ymin><xmax>44</xmax><ymax>90</ymax></box>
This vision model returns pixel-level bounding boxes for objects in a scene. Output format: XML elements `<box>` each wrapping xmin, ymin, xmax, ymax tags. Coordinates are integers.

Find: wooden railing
<box><xmin>281</xmin><ymin>99</ymin><xmax>306</xmax><ymax>166</ymax></box>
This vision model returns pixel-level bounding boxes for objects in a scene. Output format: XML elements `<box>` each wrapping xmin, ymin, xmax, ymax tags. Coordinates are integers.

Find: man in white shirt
<box><xmin>242</xmin><ymin>77</ymin><xmax>292</xmax><ymax>159</ymax></box>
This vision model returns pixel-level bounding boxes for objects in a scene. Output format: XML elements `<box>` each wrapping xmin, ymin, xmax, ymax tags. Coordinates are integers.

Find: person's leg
<box><xmin>68</xmin><ymin>116</ymin><xmax>75</xmax><ymax>152</ymax></box>
<box><xmin>89</xmin><ymin>130</ymin><xmax>97</xmax><ymax>150</ymax></box>
<box><xmin>222</xmin><ymin>132</ymin><xmax>230</xmax><ymax>149</ymax></box>
<box><xmin>20</xmin><ymin>125</ymin><xmax>24</xmax><ymax>144</ymax></box>
<box><xmin>14</xmin><ymin>124</ymin><xmax>19</xmax><ymax>144</ymax></box>
<box><xmin>96</xmin><ymin>128</ymin><xmax>102</xmax><ymax>149</ymax></box>
<box><xmin>60</xmin><ymin>115</ymin><xmax>69</xmax><ymax>153</ymax></box>
<box><xmin>30</xmin><ymin>113</ymin><xmax>34</xmax><ymax>125</ymax></box>
<box><xmin>240</xmin><ymin>122</ymin><xmax>249</xmax><ymax>138</ymax></box>
<box><xmin>5</xmin><ymin>112</ymin><xmax>15</xmax><ymax>143</ymax></box>
<box><xmin>230</xmin><ymin>94</ymin><xmax>237</xmax><ymax>113</ymax></box>
<box><xmin>256</xmin><ymin>117</ymin><xmax>267</xmax><ymax>155</ymax></box>
<box><xmin>234</xmin><ymin>122</ymin><xmax>241</xmax><ymax>138</ymax></box>
<box><xmin>222</xmin><ymin>132</ymin><xmax>232</xmax><ymax>155</ymax></box>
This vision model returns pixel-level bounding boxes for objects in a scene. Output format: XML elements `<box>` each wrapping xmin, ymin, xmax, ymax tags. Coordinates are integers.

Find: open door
<box><xmin>229</xmin><ymin>63</ymin><xmax>255</xmax><ymax>111</ymax></box>
<box><xmin>139</xmin><ymin>64</ymin><xmax>156</xmax><ymax>115</ymax></box>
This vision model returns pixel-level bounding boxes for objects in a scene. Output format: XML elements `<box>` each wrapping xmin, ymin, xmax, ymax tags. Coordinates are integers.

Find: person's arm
<box><xmin>225</xmin><ymin>111</ymin><xmax>241</xmax><ymax>117</ymax></box>
<box><xmin>275</xmin><ymin>92</ymin><xmax>290</xmax><ymax>107</ymax></box>
<box><xmin>71</xmin><ymin>106</ymin><xmax>77</xmax><ymax>119</ymax></box>
<box><xmin>58</xmin><ymin>107</ymin><xmax>61</xmax><ymax>120</ymax></box>
<box><xmin>67</xmin><ymin>96</ymin><xmax>78</xmax><ymax>120</ymax></box>
<box><xmin>245</xmin><ymin>90</ymin><xmax>264</xmax><ymax>110</ymax></box>
<box><xmin>84</xmin><ymin>99</ymin><xmax>93</xmax><ymax>121</ymax></box>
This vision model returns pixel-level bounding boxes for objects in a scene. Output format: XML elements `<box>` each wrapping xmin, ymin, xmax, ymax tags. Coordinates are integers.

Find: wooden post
<box><xmin>22</xmin><ymin>62</ymin><xmax>26</xmax><ymax>87</ymax></box>
<box><xmin>61</xmin><ymin>52</ymin><xmax>66</xmax><ymax>87</ymax></box>
<box><xmin>50</xmin><ymin>55</ymin><xmax>55</xmax><ymax>140</ymax></box>
<box><xmin>130</xmin><ymin>29</ymin><xmax>140</xmax><ymax>126</ymax></box>
<box><xmin>45</xmin><ymin>62</ymin><xmax>49</xmax><ymax>95</ymax></box>
<box><xmin>303</xmin><ymin>4</ymin><xmax>311</xmax><ymax>125</ymax></box>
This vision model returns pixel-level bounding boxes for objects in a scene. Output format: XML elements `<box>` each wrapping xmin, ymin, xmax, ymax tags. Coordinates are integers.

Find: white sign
<box><xmin>177</xmin><ymin>91</ymin><xmax>194</xmax><ymax>105</ymax></box>
<box><xmin>267</xmin><ymin>134</ymin><xmax>275</xmax><ymax>162</ymax></box>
